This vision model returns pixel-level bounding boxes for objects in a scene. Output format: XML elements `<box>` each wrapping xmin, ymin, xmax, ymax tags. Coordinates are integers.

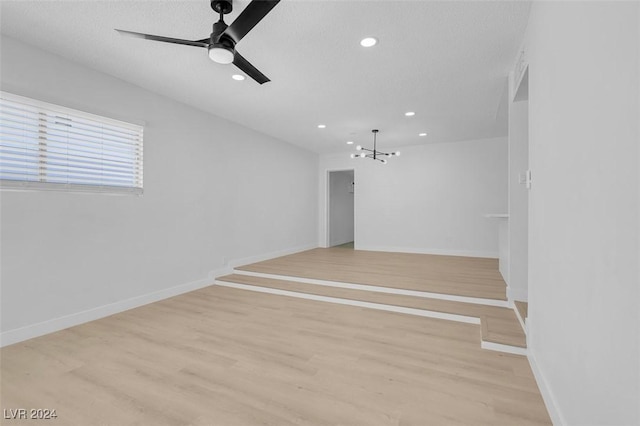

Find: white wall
<box><xmin>524</xmin><ymin>2</ymin><xmax>639</xmax><ymax>425</ymax></box>
<box><xmin>0</xmin><ymin>36</ymin><xmax>318</xmax><ymax>341</ymax></box>
<box><xmin>319</xmin><ymin>138</ymin><xmax>508</xmax><ymax>258</ymax></box>
<box><xmin>497</xmin><ymin>218</ymin><xmax>509</xmax><ymax>282</ymax></box>
<box><xmin>328</xmin><ymin>170</ymin><xmax>354</xmax><ymax>246</ymax></box>
<box><xmin>508</xmin><ymin>81</ymin><xmax>529</xmax><ymax>301</ymax></box>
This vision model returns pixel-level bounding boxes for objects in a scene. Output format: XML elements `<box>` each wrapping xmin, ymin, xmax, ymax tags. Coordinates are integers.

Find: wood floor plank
<box><xmin>237</xmin><ymin>248</ymin><xmax>508</xmax><ymax>300</ymax></box>
<box><xmin>515</xmin><ymin>300</ymin><xmax>528</xmax><ymax>322</ymax></box>
<box><xmin>1</xmin><ymin>286</ymin><xmax>549</xmax><ymax>425</ymax></box>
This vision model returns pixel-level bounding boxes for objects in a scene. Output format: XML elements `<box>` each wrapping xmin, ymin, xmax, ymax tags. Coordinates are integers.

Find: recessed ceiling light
<box><xmin>346</xmin><ymin>141</ymin><xmax>354</xmax><ymax>145</ymax></box>
<box><xmin>405</xmin><ymin>111</ymin><xmax>415</xmax><ymax>117</ymax></box>
<box><xmin>360</xmin><ymin>37</ymin><xmax>378</xmax><ymax>47</ymax></box>
<box><xmin>232</xmin><ymin>74</ymin><xmax>245</xmax><ymax>81</ymax></box>
<box><xmin>419</xmin><ymin>132</ymin><xmax>428</xmax><ymax>137</ymax></box>
<box><xmin>318</xmin><ymin>124</ymin><xmax>326</xmax><ymax>129</ymax></box>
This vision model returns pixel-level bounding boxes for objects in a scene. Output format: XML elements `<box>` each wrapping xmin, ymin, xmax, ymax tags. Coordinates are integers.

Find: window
<box><xmin>0</xmin><ymin>91</ymin><xmax>143</xmax><ymax>194</ymax></box>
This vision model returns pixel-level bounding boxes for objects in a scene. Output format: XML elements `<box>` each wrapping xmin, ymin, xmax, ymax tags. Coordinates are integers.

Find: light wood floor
<box><xmin>1</xmin><ymin>286</ymin><xmax>550</xmax><ymax>425</ymax></box>
<box><xmin>238</xmin><ymin>248</ymin><xmax>508</xmax><ymax>301</ymax></box>
<box><xmin>217</xmin><ymin>273</ymin><xmax>526</xmax><ymax>348</ymax></box>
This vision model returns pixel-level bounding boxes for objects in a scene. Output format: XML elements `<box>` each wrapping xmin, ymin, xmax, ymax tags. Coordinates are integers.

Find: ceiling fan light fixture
<box><xmin>208</xmin><ymin>44</ymin><xmax>234</xmax><ymax>64</ymax></box>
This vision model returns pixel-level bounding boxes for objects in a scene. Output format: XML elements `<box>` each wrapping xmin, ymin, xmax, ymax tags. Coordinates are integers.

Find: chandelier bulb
<box><xmin>350</xmin><ymin>153</ymin><xmax>356</xmax><ymax>159</ymax></box>
<box><xmin>360</xmin><ymin>153</ymin><xmax>366</xmax><ymax>158</ymax></box>
<box><xmin>356</xmin><ymin>145</ymin><xmax>362</xmax><ymax>151</ymax></box>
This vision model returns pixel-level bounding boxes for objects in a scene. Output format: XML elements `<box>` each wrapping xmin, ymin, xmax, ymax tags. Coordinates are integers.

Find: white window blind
<box><xmin>0</xmin><ymin>91</ymin><xmax>143</xmax><ymax>194</ymax></box>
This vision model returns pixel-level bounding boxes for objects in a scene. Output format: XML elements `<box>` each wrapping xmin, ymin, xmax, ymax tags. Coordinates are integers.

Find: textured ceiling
<box><xmin>0</xmin><ymin>0</ymin><xmax>530</xmax><ymax>153</ymax></box>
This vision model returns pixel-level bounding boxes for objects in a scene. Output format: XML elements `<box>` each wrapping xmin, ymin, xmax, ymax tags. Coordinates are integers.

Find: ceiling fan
<box><xmin>116</xmin><ymin>0</ymin><xmax>279</xmax><ymax>84</ymax></box>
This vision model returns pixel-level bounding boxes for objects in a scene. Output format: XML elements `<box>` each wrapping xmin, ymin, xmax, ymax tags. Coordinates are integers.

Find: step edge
<box><xmin>481</xmin><ymin>340</ymin><xmax>528</xmax><ymax>356</ymax></box>
<box><xmin>215</xmin><ymin>280</ymin><xmax>480</xmax><ymax>325</ymax></box>
<box><xmin>229</xmin><ymin>270</ymin><xmax>510</xmax><ymax>307</ymax></box>
<box><xmin>220</xmin><ymin>274</ymin><xmax>515</xmax><ymax>320</ymax></box>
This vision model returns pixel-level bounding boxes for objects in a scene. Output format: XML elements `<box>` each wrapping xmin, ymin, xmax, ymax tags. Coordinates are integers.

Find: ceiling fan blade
<box><xmin>115</xmin><ymin>29</ymin><xmax>209</xmax><ymax>48</ymax></box>
<box><xmin>224</xmin><ymin>0</ymin><xmax>280</xmax><ymax>44</ymax></box>
<box><xmin>233</xmin><ymin>52</ymin><xmax>270</xmax><ymax>84</ymax></box>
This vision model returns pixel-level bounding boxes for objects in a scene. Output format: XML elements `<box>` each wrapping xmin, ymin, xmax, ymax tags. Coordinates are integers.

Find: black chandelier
<box><xmin>350</xmin><ymin>129</ymin><xmax>400</xmax><ymax>164</ymax></box>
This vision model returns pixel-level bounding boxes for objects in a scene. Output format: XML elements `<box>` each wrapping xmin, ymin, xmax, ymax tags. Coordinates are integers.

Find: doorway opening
<box><xmin>327</xmin><ymin>169</ymin><xmax>355</xmax><ymax>248</ymax></box>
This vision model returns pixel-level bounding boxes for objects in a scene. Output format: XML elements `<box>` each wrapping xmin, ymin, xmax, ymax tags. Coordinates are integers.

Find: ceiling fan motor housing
<box><xmin>211</xmin><ymin>0</ymin><xmax>233</xmax><ymax>15</ymax></box>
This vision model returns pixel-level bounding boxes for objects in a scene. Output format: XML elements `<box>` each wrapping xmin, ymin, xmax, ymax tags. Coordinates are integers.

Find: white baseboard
<box><xmin>0</xmin><ymin>272</ymin><xmax>224</xmax><ymax>348</ymax></box>
<box><xmin>528</xmin><ymin>342</ymin><xmax>566</xmax><ymax>426</ymax></box>
<box><xmin>355</xmin><ymin>245</ymin><xmax>499</xmax><ymax>259</ymax></box>
<box><xmin>228</xmin><ymin>243</ymin><xmax>318</xmax><ymax>269</ymax></box>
